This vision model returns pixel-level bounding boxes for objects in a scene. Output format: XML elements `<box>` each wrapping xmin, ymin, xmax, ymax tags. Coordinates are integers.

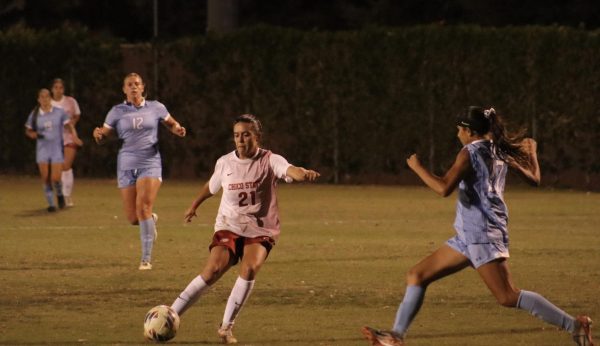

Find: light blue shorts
<box><xmin>36</xmin><ymin>146</ymin><xmax>64</xmax><ymax>164</ymax></box>
<box><xmin>117</xmin><ymin>167</ymin><xmax>162</xmax><ymax>188</ymax></box>
<box><xmin>446</xmin><ymin>235</ymin><xmax>509</xmax><ymax>269</ymax></box>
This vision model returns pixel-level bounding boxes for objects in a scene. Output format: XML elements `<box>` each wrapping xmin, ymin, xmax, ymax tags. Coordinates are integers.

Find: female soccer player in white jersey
<box><xmin>25</xmin><ymin>88</ymin><xmax>82</xmax><ymax>212</ymax></box>
<box><xmin>93</xmin><ymin>73</ymin><xmax>186</xmax><ymax>271</ymax></box>
<box><xmin>169</xmin><ymin>114</ymin><xmax>320</xmax><ymax>344</ymax></box>
<box><xmin>51</xmin><ymin>78</ymin><xmax>82</xmax><ymax>207</ymax></box>
<box><xmin>362</xmin><ymin>107</ymin><xmax>593</xmax><ymax>346</ymax></box>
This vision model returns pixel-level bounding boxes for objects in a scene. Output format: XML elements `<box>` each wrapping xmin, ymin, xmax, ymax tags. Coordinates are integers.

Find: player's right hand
<box><xmin>93</xmin><ymin>127</ymin><xmax>104</xmax><ymax>143</ymax></box>
<box><xmin>184</xmin><ymin>208</ymin><xmax>197</xmax><ymax>223</ymax></box>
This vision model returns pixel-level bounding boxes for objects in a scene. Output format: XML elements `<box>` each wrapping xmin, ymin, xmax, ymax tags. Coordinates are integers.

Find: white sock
<box><xmin>171</xmin><ymin>275</ymin><xmax>210</xmax><ymax>316</ymax></box>
<box><xmin>222</xmin><ymin>276</ymin><xmax>255</xmax><ymax>328</ymax></box>
<box><xmin>61</xmin><ymin>169</ymin><xmax>74</xmax><ymax>196</ymax></box>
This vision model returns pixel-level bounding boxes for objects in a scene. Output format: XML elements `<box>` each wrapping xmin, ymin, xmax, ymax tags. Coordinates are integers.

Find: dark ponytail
<box><xmin>31</xmin><ymin>105</ymin><xmax>40</xmax><ymax>133</ymax></box>
<box><xmin>487</xmin><ymin>108</ymin><xmax>529</xmax><ymax>165</ymax></box>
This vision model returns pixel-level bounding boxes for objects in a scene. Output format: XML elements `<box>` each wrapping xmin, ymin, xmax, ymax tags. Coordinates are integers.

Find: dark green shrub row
<box><xmin>2</xmin><ymin>25</ymin><xmax>599</xmax><ymax>188</ymax></box>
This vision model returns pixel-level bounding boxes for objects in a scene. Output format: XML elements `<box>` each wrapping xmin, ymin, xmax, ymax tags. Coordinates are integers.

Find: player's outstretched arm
<box><xmin>184</xmin><ymin>181</ymin><xmax>214</xmax><ymax>223</ymax></box>
<box><xmin>507</xmin><ymin>138</ymin><xmax>541</xmax><ymax>187</ymax></box>
<box><xmin>285</xmin><ymin>166</ymin><xmax>320</xmax><ymax>182</ymax></box>
<box><xmin>407</xmin><ymin>150</ymin><xmax>471</xmax><ymax>197</ymax></box>
<box><xmin>163</xmin><ymin>115</ymin><xmax>186</xmax><ymax>137</ymax></box>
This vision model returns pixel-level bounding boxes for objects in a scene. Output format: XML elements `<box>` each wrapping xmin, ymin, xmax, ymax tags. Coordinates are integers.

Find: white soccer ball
<box><xmin>143</xmin><ymin>305</ymin><xmax>180</xmax><ymax>342</ymax></box>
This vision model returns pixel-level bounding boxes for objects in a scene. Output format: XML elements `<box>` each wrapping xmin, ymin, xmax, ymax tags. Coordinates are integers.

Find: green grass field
<box><xmin>1</xmin><ymin>175</ymin><xmax>598</xmax><ymax>345</ymax></box>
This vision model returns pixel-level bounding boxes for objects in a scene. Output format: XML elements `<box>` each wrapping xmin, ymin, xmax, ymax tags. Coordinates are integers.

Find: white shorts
<box><xmin>446</xmin><ymin>235</ymin><xmax>509</xmax><ymax>269</ymax></box>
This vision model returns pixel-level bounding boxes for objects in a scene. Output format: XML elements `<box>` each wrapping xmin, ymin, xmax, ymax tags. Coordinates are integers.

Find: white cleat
<box><xmin>573</xmin><ymin>315</ymin><xmax>594</xmax><ymax>346</ymax></box>
<box><xmin>218</xmin><ymin>324</ymin><xmax>238</xmax><ymax>344</ymax></box>
<box><xmin>138</xmin><ymin>261</ymin><xmax>152</xmax><ymax>270</ymax></box>
<box><xmin>65</xmin><ymin>195</ymin><xmax>74</xmax><ymax>207</ymax></box>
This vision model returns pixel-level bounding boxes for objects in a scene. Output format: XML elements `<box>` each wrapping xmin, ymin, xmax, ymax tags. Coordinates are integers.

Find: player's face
<box><xmin>457</xmin><ymin>125</ymin><xmax>472</xmax><ymax>145</ymax></box>
<box><xmin>122</xmin><ymin>76</ymin><xmax>145</xmax><ymax>101</ymax></box>
<box><xmin>233</xmin><ymin>122</ymin><xmax>259</xmax><ymax>159</ymax></box>
<box><xmin>51</xmin><ymin>82</ymin><xmax>64</xmax><ymax>99</ymax></box>
<box><xmin>37</xmin><ymin>89</ymin><xmax>52</xmax><ymax>109</ymax></box>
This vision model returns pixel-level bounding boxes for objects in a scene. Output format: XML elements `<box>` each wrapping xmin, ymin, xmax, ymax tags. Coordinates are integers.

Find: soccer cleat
<box><xmin>65</xmin><ymin>195</ymin><xmax>74</xmax><ymax>207</ymax></box>
<box><xmin>361</xmin><ymin>326</ymin><xmax>405</xmax><ymax>346</ymax></box>
<box><xmin>573</xmin><ymin>315</ymin><xmax>594</xmax><ymax>346</ymax></box>
<box><xmin>47</xmin><ymin>206</ymin><xmax>57</xmax><ymax>212</ymax></box>
<box><xmin>152</xmin><ymin>213</ymin><xmax>158</xmax><ymax>241</ymax></box>
<box><xmin>57</xmin><ymin>195</ymin><xmax>65</xmax><ymax>209</ymax></box>
<box><xmin>218</xmin><ymin>324</ymin><xmax>238</xmax><ymax>344</ymax></box>
<box><xmin>139</xmin><ymin>262</ymin><xmax>153</xmax><ymax>270</ymax></box>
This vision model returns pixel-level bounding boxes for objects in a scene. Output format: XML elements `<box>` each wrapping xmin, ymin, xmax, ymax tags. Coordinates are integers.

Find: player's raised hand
<box><xmin>406</xmin><ymin>153</ymin><xmax>421</xmax><ymax>170</ymax></box>
<box><xmin>521</xmin><ymin>138</ymin><xmax>537</xmax><ymax>155</ymax></box>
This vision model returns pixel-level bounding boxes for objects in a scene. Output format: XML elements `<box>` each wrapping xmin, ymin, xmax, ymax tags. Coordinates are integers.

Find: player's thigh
<box><xmin>62</xmin><ymin>146</ymin><xmax>77</xmax><ymax>170</ymax></box>
<box><xmin>408</xmin><ymin>244</ymin><xmax>470</xmax><ymax>286</ymax></box>
<box><xmin>476</xmin><ymin>259</ymin><xmax>519</xmax><ymax>306</ymax></box>
<box><xmin>37</xmin><ymin>163</ymin><xmax>50</xmax><ymax>182</ymax></box>
<box><xmin>201</xmin><ymin>246</ymin><xmax>234</xmax><ymax>284</ymax></box>
<box><xmin>239</xmin><ymin>243</ymin><xmax>268</xmax><ymax>280</ymax></box>
<box><xmin>120</xmin><ymin>186</ymin><xmax>137</xmax><ymax>221</ymax></box>
<box><xmin>135</xmin><ymin>177</ymin><xmax>162</xmax><ymax>206</ymax></box>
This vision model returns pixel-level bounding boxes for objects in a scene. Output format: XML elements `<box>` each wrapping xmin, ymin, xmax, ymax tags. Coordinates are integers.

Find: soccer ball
<box><xmin>143</xmin><ymin>305</ymin><xmax>180</xmax><ymax>342</ymax></box>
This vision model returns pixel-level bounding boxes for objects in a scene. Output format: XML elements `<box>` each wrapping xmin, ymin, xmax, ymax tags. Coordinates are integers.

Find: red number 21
<box><xmin>238</xmin><ymin>191</ymin><xmax>256</xmax><ymax>206</ymax></box>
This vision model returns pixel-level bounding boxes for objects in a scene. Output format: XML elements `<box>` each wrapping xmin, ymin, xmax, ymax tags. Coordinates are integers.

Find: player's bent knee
<box><xmin>405</xmin><ymin>268</ymin><xmax>426</xmax><ymax>286</ymax></box>
<box><xmin>496</xmin><ymin>293</ymin><xmax>519</xmax><ymax>308</ymax></box>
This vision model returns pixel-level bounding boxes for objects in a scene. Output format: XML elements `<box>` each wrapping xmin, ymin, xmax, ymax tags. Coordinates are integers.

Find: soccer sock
<box><xmin>171</xmin><ymin>275</ymin><xmax>210</xmax><ymax>316</ymax></box>
<box><xmin>221</xmin><ymin>276</ymin><xmax>255</xmax><ymax>328</ymax></box>
<box><xmin>392</xmin><ymin>285</ymin><xmax>426</xmax><ymax>335</ymax></box>
<box><xmin>139</xmin><ymin>218</ymin><xmax>155</xmax><ymax>263</ymax></box>
<box><xmin>53</xmin><ymin>181</ymin><xmax>63</xmax><ymax>197</ymax></box>
<box><xmin>517</xmin><ymin>290</ymin><xmax>576</xmax><ymax>333</ymax></box>
<box><xmin>61</xmin><ymin>169</ymin><xmax>73</xmax><ymax>196</ymax></box>
<box><xmin>43</xmin><ymin>184</ymin><xmax>54</xmax><ymax>206</ymax></box>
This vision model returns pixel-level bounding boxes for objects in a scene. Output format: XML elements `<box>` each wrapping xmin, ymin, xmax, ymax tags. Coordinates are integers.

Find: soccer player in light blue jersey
<box><xmin>362</xmin><ymin>107</ymin><xmax>593</xmax><ymax>346</ymax></box>
<box><xmin>25</xmin><ymin>88</ymin><xmax>82</xmax><ymax>212</ymax></box>
<box><xmin>93</xmin><ymin>73</ymin><xmax>186</xmax><ymax>271</ymax></box>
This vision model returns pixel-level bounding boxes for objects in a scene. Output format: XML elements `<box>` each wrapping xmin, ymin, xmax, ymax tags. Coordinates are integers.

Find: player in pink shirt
<box><xmin>51</xmin><ymin>78</ymin><xmax>82</xmax><ymax>207</ymax></box>
<box><xmin>169</xmin><ymin>114</ymin><xmax>320</xmax><ymax>344</ymax></box>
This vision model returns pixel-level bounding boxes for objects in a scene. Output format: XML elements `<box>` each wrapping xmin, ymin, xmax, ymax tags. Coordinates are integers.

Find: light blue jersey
<box><xmin>453</xmin><ymin>139</ymin><xmax>508</xmax><ymax>244</ymax></box>
<box><xmin>103</xmin><ymin>100</ymin><xmax>170</xmax><ymax>170</ymax></box>
<box><xmin>25</xmin><ymin>107</ymin><xmax>69</xmax><ymax>163</ymax></box>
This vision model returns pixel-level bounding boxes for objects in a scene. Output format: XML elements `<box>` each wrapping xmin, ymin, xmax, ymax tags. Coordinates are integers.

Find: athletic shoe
<box><xmin>138</xmin><ymin>262</ymin><xmax>152</xmax><ymax>270</ymax></box>
<box><xmin>218</xmin><ymin>324</ymin><xmax>238</xmax><ymax>344</ymax></box>
<box><xmin>47</xmin><ymin>206</ymin><xmax>57</xmax><ymax>212</ymax></box>
<box><xmin>361</xmin><ymin>326</ymin><xmax>404</xmax><ymax>346</ymax></box>
<box><xmin>151</xmin><ymin>213</ymin><xmax>158</xmax><ymax>241</ymax></box>
<box><xmin>573</xmin><ymin>315</ymin><xmax>594</xmax><ymax>346</ymax></box>
<box><xmin>57</xmin><ymin>195</ymin><xmax>65</xmax><ymax>209</ymax></box>
<box><xmin>65</xmin><ymin>195</ymin><xmax>74</xmax><ymax>207</ymax></box>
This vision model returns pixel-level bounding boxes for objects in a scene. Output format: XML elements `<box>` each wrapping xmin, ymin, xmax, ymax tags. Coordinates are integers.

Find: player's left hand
<box><xmin>73</xmin><ymin>136</ymin><xmax>84</xmax><ymax>147</ymax></box>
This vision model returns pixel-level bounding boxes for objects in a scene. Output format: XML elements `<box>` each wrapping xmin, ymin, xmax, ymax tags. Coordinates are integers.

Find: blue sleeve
<box><xmin>104</xmin><ymin>107</ymin><xmax>118</xmax><ymax>128</ymax></box>
<box><xmin>155</xmin><ymin>102</ymin><xmax>169</xmax><ymax>121</ymax></box>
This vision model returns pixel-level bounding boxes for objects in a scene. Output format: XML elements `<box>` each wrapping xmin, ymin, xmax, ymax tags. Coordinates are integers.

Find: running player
<box><xmin>93</xmin><ymin>72</ymin><xmax>186</xmax><ymax>271</ymax></box>
<box><xmin>25</xmin><ymin>88</ymin><xmax>82</xmax><ymax>212</ymax></box>
<box><xmin>51</xmin><ymin>78</ymin><xmax>82</xmax><ymax>207</ymax></box>
<box><xmin>169</xmin><ymin>114</ymin><xmax>320</xmax><ymax>344</ymax></box>
<box><xmin>362</xmin><ymin>107</ymin><xmax>593</xmax><ymax>346</ymax></box>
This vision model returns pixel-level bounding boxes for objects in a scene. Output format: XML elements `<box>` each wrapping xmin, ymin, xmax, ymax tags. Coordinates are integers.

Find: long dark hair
<box><xmin>459</xmin><ymin>106</ymin><xmax>529</xmax><ymax>165</ymax></box>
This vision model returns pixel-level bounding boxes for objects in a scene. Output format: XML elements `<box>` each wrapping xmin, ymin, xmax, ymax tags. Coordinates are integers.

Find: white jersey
<box><xmin>209</xmin><ymin>148</ymin><xmax>292</xmax><ymax>241</ymax></box>
<box><xmin>51</xmin><ymin>95</ymin><xmax>81</xmax><ymax>146</ymax></box>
